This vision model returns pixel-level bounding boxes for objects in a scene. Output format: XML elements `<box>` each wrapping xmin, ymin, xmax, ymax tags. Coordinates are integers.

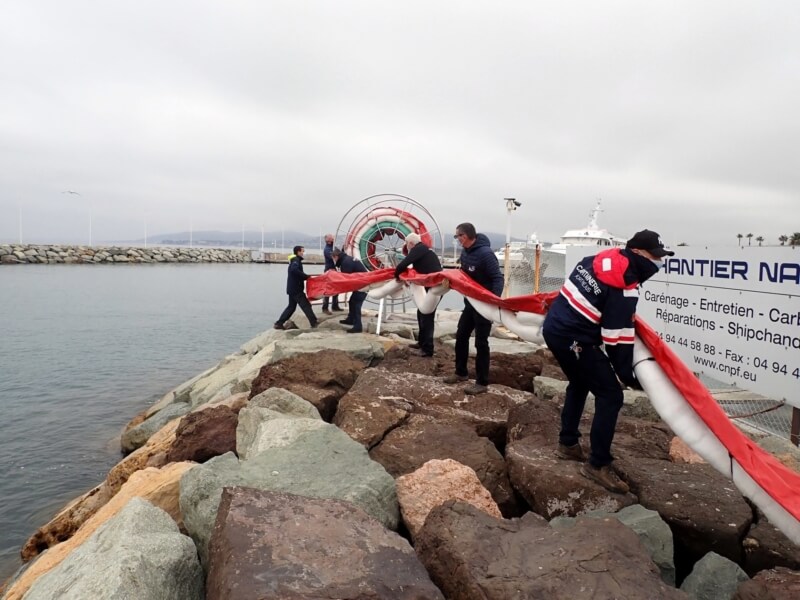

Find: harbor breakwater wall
<box><xmin>0</xmin><ymin>244</ymin><xmax>254</xmax><ymax>265</ymax></box>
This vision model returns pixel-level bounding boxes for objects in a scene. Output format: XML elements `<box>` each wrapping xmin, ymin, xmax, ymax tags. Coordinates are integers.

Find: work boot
<box><xmin>339</xmin><ymin>319</ymin><xmax>354</xmax><ymax>325</ymax></box>
<box><xmin>412</xmin><ymin>349</ymin><xmax>433</xmax><ymax>358</ymax></box>
<box><xmin>408</xmin><ymin>343</ymin><xmax>421</xmax><ymax>350</ymax></box>
<box><xmin>442</xmin><ymin>374</ymin><xmax>468</xmax><ymax>384</ymax></box>
<box><xmin>322</xmin><ymin>309</ymin><xmax>332</xmax><ymax>315</ymax></box>
<box><xmin>580</xmin><ymin>463</ymin><xmax>630</xmax><ymax>494</ymax></box>
<box><xmin>332</xmin><ymin>307</ymin><xmax>345</xmax><ymax>312</ymax></box>
<box><xmin>556</xmin><ymin>443</ymin><xmax>585</xmax><ymax>462</ymax></box>
<box><xmin>464</xmin><ymin>383</ymin><xmax>488</xmax><ymax>395</ymax></box>
<box><xmin>273</xmin><ymin>323</ymin><xmax>284</xmax><ymax>330</ymax></box>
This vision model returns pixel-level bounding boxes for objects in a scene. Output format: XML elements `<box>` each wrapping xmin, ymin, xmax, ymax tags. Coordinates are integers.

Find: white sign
<box><xmin>636</xmin><ymin>247</ymin><xmax>800</xmax><ymax>406</ymax></box>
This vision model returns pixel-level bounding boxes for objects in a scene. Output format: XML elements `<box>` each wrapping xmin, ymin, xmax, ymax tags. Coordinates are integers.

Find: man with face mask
<box><xmin>542</xmin><ymin>229</ymin><xmax>674</xmax><ymax>494</ymax></box>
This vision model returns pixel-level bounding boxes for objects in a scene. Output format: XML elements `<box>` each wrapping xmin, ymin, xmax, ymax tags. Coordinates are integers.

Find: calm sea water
<box><xmin>0</xmin><ymin>262</ymin><xmax>305</xmax><ymax>582</ymax></box>
<box><xmin>0</xmin><ymin>260</ymin><xmax>468</xmax><ymax>582</ymax></box>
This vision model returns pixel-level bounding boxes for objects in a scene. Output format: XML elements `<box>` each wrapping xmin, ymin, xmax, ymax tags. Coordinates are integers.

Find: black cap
<box><xmin>626</xmin><ymin>229</ymin><xmax>675</xmax><ymax>257</ymax></box>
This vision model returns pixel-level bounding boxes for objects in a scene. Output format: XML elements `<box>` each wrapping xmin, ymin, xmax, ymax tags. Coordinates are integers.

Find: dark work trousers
<box><xmin>542</xmin><ymin>329</ymin><xmax>624</xmax><ymax>468</ymax></box>
<box><xmin>276</xmin><ymin>292</ymin><xmax>318</xmax><ymax>327</ymax></box>
<box><xmin>348</xmin><ymin>290</ymin><xmax>367</xmax><ymax>331</ymax></box>
<box><xmin>321</xmin><ymin>290</ymin><xmax>340</xmax><ymax>311</ymax></box>
<box><xmin>417</xmin><ymin>309</ymin><xmax>436</xmax><ymax>355</ymax></box>
<box><xmin>454</xmin><ymin>299</ymin><xmax>492</xmax><ymax>386</ymax></box>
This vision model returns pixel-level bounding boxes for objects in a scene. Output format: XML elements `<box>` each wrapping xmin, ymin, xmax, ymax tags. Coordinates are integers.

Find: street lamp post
<box><xmin>503</xmin><ymin>198</ymin><xmax>521</xmax><ymax>297</ymax></box>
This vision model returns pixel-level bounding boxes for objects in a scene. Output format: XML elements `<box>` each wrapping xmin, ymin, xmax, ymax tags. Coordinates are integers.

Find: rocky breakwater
<box><xmin>2</xmin><ymin>308</ymin><xmax>800</xmax><ymax>599</ymax></box>
<box><xmin>0</xmin><ymin>243</ymin><xmax>252</xmax><ymax>264</ymax></box>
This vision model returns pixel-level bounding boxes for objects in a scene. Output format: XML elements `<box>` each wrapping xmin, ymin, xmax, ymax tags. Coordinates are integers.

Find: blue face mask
<box><xmin>650</xmin><ymin>258</ymin><xmax>664</xmax><ymax>270</ymax></box>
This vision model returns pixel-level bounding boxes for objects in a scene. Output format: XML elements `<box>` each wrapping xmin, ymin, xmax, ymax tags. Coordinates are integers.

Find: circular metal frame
<box><xmin>334</xmin><ymin>194</ymin><xmax>443</xmax><ymax>307</ymax></box>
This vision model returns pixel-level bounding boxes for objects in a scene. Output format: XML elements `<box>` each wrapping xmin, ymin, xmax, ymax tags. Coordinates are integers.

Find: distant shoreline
<box><xmin>0</xmin><ymin>244</ymin><xmax>326</xmax><ymax>266</ymax></box>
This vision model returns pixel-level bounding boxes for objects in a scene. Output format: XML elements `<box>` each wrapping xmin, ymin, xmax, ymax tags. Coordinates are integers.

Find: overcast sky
<box><xmin>1</xmin><ymin>1</ymin><xmax>798</xmax><ymax>248</ymax></box>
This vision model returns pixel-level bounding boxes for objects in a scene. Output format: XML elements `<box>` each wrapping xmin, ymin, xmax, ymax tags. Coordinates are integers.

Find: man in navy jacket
<box><xmin>321</xmin><ymin>233</ymin><xmax>342</xmax><ymax>314</ymax></box>
<box><xmin>543</xmin><ymin>229</ymin><xmax>674</xmax><ymax>494</ymax></box>
<box><xmin>274</xmin><ymin>246</ymin><xmax>319</xmax><ymax>330</ymax></box>
<box><xmin>443</xmin><ymin>222</ymin><xmax>504</xmax><ymax>395</ymax></box>
<box><xmin>394</xmin><ymin>232</ymin><xmax>443</xmax><ymax>357</ymax></box>
<box><xmin>332</xmin><ymin>248</ymin><xmax>368</xmax><ymax>333</ymax></box>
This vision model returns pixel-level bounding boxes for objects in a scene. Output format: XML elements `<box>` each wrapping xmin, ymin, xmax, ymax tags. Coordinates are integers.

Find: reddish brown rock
<box><xmin>415</xmin><ymin>500</ymin><xmax>687</xmax><ymax>599</ymax></box>
<box><xmin>343</xmin><ymin>367</ymin><xmax>531</xmax><ymax>448</ymax></box>
<box><xmin>165</xmin><ymin>404</ymin><xmax>239</xmax><ymax>463</ymax></box>
<box><xmin>206</xmin><ymin>487</ymin><xmax>444</xmax><ymax>600</ymax></box>
<box><xmin>733</xmin><ymin>567</ymin><xmax>800</xmax><ymax>599</ymax></box>
<box><xmin>333</xmin><ymin>392</ymin><xmax>412</xmax><ymax>449</ymax></box>
<box><xmin>743</xmin><ymin>517</ymin><xmax>800</xmax><ymax>575</ymax></box>
<box><xmin>669</xmin><ymin>436</ymin><xmax>706</xmax><ymax>464</ymax></box>
<box><xmin>396</xmin><ymin>459</ymin><xmax>501</xmax><ymax>540</ymax></box>
<box><xmin>506</xmin><ymin>437</ymin><xmax>637</xmax><ymax>519</ymax></box>
<box><xmin>378</xmin><ymin>344</ymin><xmax>543</xmax><ymax>392</ymax></box>
<box><xmin>249</xmin><ymin>350</ymin><xmax>368</xmax><ymax>420</ymax></box>
<box><xmin>370</xmin><ymin>414</ymin><xmax>521</xmax><ymax>516</ymax></box>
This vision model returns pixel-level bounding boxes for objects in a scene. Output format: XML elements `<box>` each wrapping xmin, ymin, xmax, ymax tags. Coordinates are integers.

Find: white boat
<box><xmin>548</xmin><ymin>200</ymin><xmax>626</xmax><ymax>255</ymax></box>
<box><xmin>494</xmin><ymin>233</ymin><xmax>540</xmax><ymax>266</ymax></box>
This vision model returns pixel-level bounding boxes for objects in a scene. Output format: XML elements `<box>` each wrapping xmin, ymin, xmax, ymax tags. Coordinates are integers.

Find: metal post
<box><xmin>376</xmin><ymin>297</ymin><xmax>385</xmax><ymax>335</ymax></box>
<box><xmin>791</xmin><ymin>407</ymin><xmax>800</xmax><ymax>447</ymax></box>
<box><xmin>502</xmin><ymin>198</ymin><xmax>519</xmax><ymax>298</ymax></box>
<box><xmin>534</xmin><ymin>244</ymin><xmax>541</xmax><ymax>294</ymax></box>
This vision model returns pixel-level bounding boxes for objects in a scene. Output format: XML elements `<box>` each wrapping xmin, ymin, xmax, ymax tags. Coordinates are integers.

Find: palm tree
<box><xmin>779</xmin><ymin>235</ymin><xmax>788</xmax><ymax>246</ymax></box>
<box><xmin>790</xmin><ymin>233</ymin><xmax>800</xmax><ymax>248</ymax></box>
<box><xmin>746</xmin><ymin>233</ymin><xmax>753</xmax><ymax>246</ymax></box>
<box><xmin>756</xmin><ymin>236</ymin><xmax>764</xmax><ymax>246</ymax></box>
<box><xmin>737</xmin><ymin>233</ymin><xmax>743</xmax><ymax>246</ymax></box>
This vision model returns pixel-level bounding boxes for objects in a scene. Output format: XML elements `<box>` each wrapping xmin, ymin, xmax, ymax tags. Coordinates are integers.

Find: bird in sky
<box><xmin>61</xmin><ymin>190</ymin><xmax>81</xmax><ymax>195</ymax></box>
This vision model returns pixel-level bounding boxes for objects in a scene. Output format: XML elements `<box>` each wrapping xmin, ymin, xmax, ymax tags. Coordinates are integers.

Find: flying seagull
<box><xmin>61</xmin><ymin>190</ymin><xmax>81</xmax><ymax>195</ymax></box>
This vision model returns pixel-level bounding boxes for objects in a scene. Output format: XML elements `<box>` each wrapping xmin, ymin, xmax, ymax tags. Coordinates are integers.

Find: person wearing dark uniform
<box><xmin>543</xmin><ymin>229</ymin><xmax>674</xmax><ymax>493</ymax></box>
<box><xmin>393</xmin><ymin>232</ymin><xmax>443</xmax><ymax>357</ymax></box>
<box><xmin>274</xmin><ymin>246</ymin><xmax>319</xmax><ymax>330</ymax></box>
<box><xmin>332</xmin><ymin>248</ymin><xmax>368</xmax><ymax>333</ymax></box>
<box><xmin>321</xmin><ymin>233</ymin><xmax>342</xmax><ymax>314</ymax></box>
<box><xmin>443</xmin><ymin>222</ymin><xmax>504</xmax><ymax>395</ymax></box>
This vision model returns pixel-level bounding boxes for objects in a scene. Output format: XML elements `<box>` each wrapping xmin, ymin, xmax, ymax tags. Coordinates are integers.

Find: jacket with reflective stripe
<box><xmin>543</xmin><ymin>248</ymin><xmax>658</xmax><ymax>383</ymax></box>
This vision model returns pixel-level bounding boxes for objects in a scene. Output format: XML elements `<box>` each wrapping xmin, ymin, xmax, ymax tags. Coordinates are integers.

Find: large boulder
<box><xmin>370</xmin><ymin>414</ymin><xmax>520</xmax><ymax>516</ymax></box>
<box><xmin>733</xmin><ymin>567</ymin><xmax>800</xmax><ymax>599</ymax></box>
<box><xmin>165</xmin><ymin>404</ymin><xmax>239</xmax><ymax>463</ymax></box>
<box><xmin>415</xmin><ymin>501</ymin><xmax>686</xmax><ymax>599</ymax></box>
<box><xmin>4</xmin><ymin>462</ymin><xmax>195</xmax><ymax>600</ymax></box>
<box><xmin>120</xmin><ymin>402</ymin><xmax>191</xmax><ymax>454</ymax></box>
<box><xmin>615</xmin><ymin>457</ymin><xmax>754</xmax><ymax>569</ymax></box>
<box><xmin>206</xmin><ymin>487</ymin><xmax>443</xmax><ymax>600</ymax></box>
<box><xmin>21</xmin><ymin>499</ymin><xmax>202</xmax><ymax>600</ymax></box>
<box><xmin>680</xmin><ymin>551</ymin><xmax>749</xmax><ymax>600</ymax></box>
<box><xmin>550</xmin><ymin>504</ymin><xmax>676</xmax><ymax>586</ymax></box>
<box><xmin>180</xmin><ymin>425</ymin><xmax>398</xmax><ymax>567</ymax></box>
<box><xmin>742</xmin><ymin>516</ymin><xmax>800</xmax><ymax>575</ymax></box>
<box><xmin>506</xmin><ymin>438</ymin><xmax>638</xmax><ymax>519</ymax></box>
<box><xmin>249</xmin><ymin>349</ymin><xmax>370</xmax><ymax>420</ymax></box>
<box><xmin>339</xmin><ymin>367</ymin><xmax>531</xmax><ymax>448</ymax></box>
<box><xmin>396</xmin><ymin>458</ymin><xmax>501</xmax><ymax>540</ymax></box>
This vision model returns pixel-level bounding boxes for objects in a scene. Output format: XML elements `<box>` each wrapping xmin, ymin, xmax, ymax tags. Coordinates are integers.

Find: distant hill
<box><xmin>120</xmin><ymin>229</ymin><xmax>524</xmax><ymax>251</ymax></box>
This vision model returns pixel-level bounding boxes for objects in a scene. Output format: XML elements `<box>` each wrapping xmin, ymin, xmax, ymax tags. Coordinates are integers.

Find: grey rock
<box><xmin>181</xmin><ymin>425</ymin><xmax>398</xmax><ymax>567</ymax></box>
<box><xmin>121</xmin><ymin>401</ymin><xmax>191</xmax><ymax>453</ymax></box>
<box><xmin>681</xmin><ymin>551</ymin><xmax>749</xmax><ymax>600</ymax></box>
<box><xmin>22</xmin><ymin>498</ymin><xmax>203</xmax><ymax>600</ymax></box>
